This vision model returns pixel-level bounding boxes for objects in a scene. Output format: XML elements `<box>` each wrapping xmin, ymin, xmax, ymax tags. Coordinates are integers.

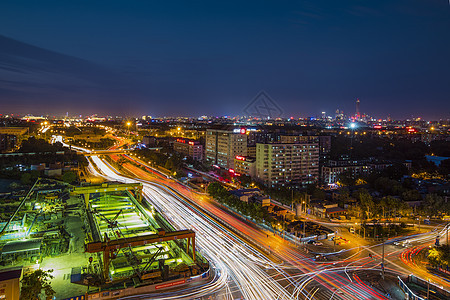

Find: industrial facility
<box><xmin>0</xmin><ymin>179</ymin><xmax>209</xmax><ymax>299</ymax></box>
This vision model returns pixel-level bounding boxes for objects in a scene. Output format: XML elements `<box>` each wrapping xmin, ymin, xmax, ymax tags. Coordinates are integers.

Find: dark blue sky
<box><xmin>0</xmin><ymin>0</ymin><xmax>449</xmax><ymax>119</ymax></box>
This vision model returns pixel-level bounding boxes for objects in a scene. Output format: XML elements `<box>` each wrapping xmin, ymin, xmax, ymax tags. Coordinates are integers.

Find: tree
<box><xmin>20</xmin><ymin>269</ymin><xmax>55</xmax><ymax>300</ymax></box>
<box><xmin>337</xmin><ymin>188</ymin><xmax>350</xmax><ymax>207</ymax></box>
<box><xmin>164</xmin><ymin>158</ymin><xmax>174</xmax><ymax>171</ymax></box>
<box><xmin>239</xmin><ymin>174</ymin><xmax>252</xmax><ymax>187</ymax></box>
<box><xmin>312</xmin><ymin>188</ymin><xmax>326</xmax><ymax>200</ymax></box>
<box><xmin>354</xmin><ymin>188</ymin><xmax>374</xmax><ymax>219</ymax></box>
<box><xmin>401</xmin><ymin>189</ymin><xmax>421</xmax><ymax>202</ymax></box>
<box><xmin>62</xmin><ymin>171</ymin><xmax>77</xmax><ymax>184</ymax></box>
<box><xmin>21</xmin><ymin>173</ymin><xmax>32</xmax><ymax>185</ymax></box>
<box><xmin>439</xmin><ymin>159</ymin><xmax>450</xmax><ymax>178</ymax></box>
<box><xmin>421</xmin><ymin>194</ymin><xmax>444</xmax><ymax>217</ymax></box>
<box><xmin>338</xmin><ymin>170</ymin><xmax>356</xmax><ymax>186</ymax></box>
<box><xmin>428</xmin><ymin>245</ymin><xmax>450</xmax><ymax>267</ymax></box>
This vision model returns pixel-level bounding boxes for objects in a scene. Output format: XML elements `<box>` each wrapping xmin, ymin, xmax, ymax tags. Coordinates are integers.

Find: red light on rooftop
<box><xmin>240</xmin><ymin>128</ymin><xmax>246</xmax><ymax>134</ymax></box>
<box><xmin>235</xmin><ymin>155</ymin><xmax>246</xmax><ymax>161</ymax></box>
<box><xmin>373</xmin><ymin>125</ymin><xmax>382</xmax><ymax>129</ymax></box>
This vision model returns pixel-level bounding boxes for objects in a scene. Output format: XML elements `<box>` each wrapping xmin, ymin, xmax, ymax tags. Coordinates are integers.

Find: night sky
<box><xmin>0</xmin><ymin>0</ymin><xmax>449</xmax><ymax>119</ymax></box>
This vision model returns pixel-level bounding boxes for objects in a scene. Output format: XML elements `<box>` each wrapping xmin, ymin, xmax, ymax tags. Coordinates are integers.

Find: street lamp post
<box><xmin>350</xmin><ymin>122</ymin><xmax>356</xmax><ymax>158</ymax></box>
<box><xmin>334</xmin><ymin>231</ymin><xmax>338</xmax><ymax>252</ymax></box>
<box><xmin>303</xmin><ymin>218</ymin><xmax>306</xmax><ymax>238</ymax></box>
<box><xmin>381</xmin><ymin>236</ymin><xmax>385</xmax><ymax>280</ymax></box>
<box><xmin>126</xmin><ymin>122</ymin><xmax>131</xmax><ymax>136</ymax></box>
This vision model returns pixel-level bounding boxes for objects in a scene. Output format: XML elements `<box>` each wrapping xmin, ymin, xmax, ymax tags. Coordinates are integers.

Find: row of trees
<box><xmin>0</xmin><ymin>138</ymin><xmax>86</xmax><ymax>183</ymax></box>
<box><xmin>70</xmin><ymin>138</ymin><xmax>115</xmax><ymax>150</ymax></box>
<box><xmin>330</xmin><ymin>135</ymin><xmax>449</xmax><ymax>162</ymax></box>
<box><xmin>207</xmin><ymin>182</ymin><xmax>273</xmax><ymax>224</ymax></box>
<box><xmin>331</xmin><ymin>135</ymin><xmax>450</xmax><ymax>177</ymax></box>
<box><xmin>348</xmin><ymin>188</ymin><xmax>448</xmax><ymax>219</ymax></box>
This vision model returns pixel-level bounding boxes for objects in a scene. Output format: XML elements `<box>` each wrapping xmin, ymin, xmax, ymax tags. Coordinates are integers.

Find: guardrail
<box><xmin>409</xmin><ymin>274</ymin><xmax>450</xmax><ymax>298</ymax></box>
<box><xmin>398</xmin><ymin>276</ymin><xmax>425</xmax><ymax>300</ymax></box>
<box><xmin>399</xmin><ymin>274</ymin><xmax>450</xmax><ymax>300</ymax></box>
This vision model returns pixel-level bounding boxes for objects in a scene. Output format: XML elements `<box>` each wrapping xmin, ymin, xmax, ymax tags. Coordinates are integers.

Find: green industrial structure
<box><xmin>79</xmin><ymin>183</ymin><xmax>206</xmax><ymax>286</ymax></box>
<box><xmin>0</xmin><ymin>180</ymin><xmax>209</xmax><ymax>299</ymax></box>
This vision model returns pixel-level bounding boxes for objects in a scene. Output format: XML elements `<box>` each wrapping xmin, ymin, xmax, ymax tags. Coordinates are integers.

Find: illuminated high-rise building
<box><xmin>255</xmin><ymin>142</ymin><xmax>319</xmax><ymax>187</ymax></box>
<box><xmin>205</xmin><ymin>127</ymin><xmax>248</xmax><ymax>169</ymax></box>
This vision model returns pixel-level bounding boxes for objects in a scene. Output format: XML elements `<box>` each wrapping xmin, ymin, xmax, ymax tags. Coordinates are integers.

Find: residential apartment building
<box><xmin>321</xmin><ymin>160</ymin><xmax>412</xmax><ymax>184</ymax></box>
<box><xmin>280</xmin><ymin>135</ymin><xmax>331</xmax><ymax>158</ymax></box>
<box><xmin>173</xmin><ymin>138</ymin><xmax>203</xmax><ymax>161</ymax></box>
<box><xmin>233</xmin><ymin>155</ymin><xmax>256</xmax><ymax>177</ymax></box>
<box><xmin>0</xmin><ymin>134</ymin><xmax>17</xmax><ymax>152</ymax></box>
<box><xmin>205</xmin><ymin>128</ymin><xmax>247</xmax><ymax>169</ymax></box>
<box><xmin>322</xmin><ymin>164</ymin><xmax>371</xmax><ymax>185</ymax></box>
<box><xmin>255</xmin><ymin>142</ymin><xmax>319</xmax><ymax>187</ymax></box>
<box><xmin>0</xmin><ymin>127</ymin><xmax>28</xmax><ymax>136</ymax></box>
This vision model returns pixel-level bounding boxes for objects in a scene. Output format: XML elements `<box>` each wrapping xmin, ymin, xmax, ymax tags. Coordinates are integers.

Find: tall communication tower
<box><xmin>356</xmin><ymin>98</ymin><xmax>360</xmax><ymax>120</ymax></box>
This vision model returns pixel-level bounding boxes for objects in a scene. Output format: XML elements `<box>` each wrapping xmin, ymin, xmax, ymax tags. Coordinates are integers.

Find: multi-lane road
<box><xmin>60</xmin><ymin>136</ymin><xmax>449</xmax><ymax>299</ymax></box>
<box><xmin>84</xmin><ymin>150</ymin><xmax>397</xmax><ymax>300</ymax></box>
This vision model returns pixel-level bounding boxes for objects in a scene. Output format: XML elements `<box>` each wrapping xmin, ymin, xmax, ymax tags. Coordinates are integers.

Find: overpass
<box><xmin>83</xmin><ymin>149</ymin><xmax>132</xmax><ymax>156</ymax></box>
<box><xmin>82</xmin><ymin>148</ymin><xmax>163</xmax><ymax>156</ymax></box>
<box><xmin>71</xmin><ymin>182</ymin><xmax>143</xmax><ymax>208</ymax></box>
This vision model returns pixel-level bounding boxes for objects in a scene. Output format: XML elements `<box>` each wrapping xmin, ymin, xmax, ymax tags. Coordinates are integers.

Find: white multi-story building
<box><xmin>256</xmin><ymin>142</ymin><xmax>319</xmax><ymax>187</ymax></box>
<box><xmin>205</xmin><ymin>128</ymin><xmax>247</xmax><ymax>169</ymax></box>
<box><xmin>173</xmin><ymin>138</ymin><xmax>203</xmax><ymax>161</ymax></box>
<box><xmin>233</xmin><ymin>155</ymin><xmax>256</xmax><ymax>177</ymax></box>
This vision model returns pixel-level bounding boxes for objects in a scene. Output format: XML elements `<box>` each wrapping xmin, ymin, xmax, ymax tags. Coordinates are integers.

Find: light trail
<box><xmin>89</xmin><ymin>155</ymin><xmax>297</xmax><ymax>300</ymax></box>
<box><xmin>81</xmin><ymin>147</ymin><xmax>393</xmax><ymax>299</ymax></box>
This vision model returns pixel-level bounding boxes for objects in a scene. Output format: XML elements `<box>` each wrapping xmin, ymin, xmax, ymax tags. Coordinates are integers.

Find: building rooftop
<box><xmin>2</xmin><ymin>239</ymin><xmax>42</xmax><ymax>255</ymax></box>
<box><xmin>0</xmin><ymin>267</ymin><xmax>22</xmax><ymax>281</ymax></box>
<box><xmin>230</xmin><ymin>188</ymin><xmax>260</xmax><ymax>197</ymax></box>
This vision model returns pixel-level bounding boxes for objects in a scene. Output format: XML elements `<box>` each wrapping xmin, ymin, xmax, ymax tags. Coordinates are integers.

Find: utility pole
<box><xmin>381</xmin><ymin>235</ymin><xmax>385</xmax><ymax>280</ymax></box>
<box><xmin>447</xmin><ymin>223</ymin><xmax>449</xmax><ymax>246</ymax></box>
<box><xmin>303</xmin><ymin>219</ymin><xmax>306</xmax><ymax>238</ymax></box>
<box><xmin>334</xmin><ymin>231</ymin><xmax>337</xmax><ymax>252</ymax></box>
<box><xmin>291</xmin><ymin>189</ymin><xmax>294</xmax><ymax>212</ymax></box>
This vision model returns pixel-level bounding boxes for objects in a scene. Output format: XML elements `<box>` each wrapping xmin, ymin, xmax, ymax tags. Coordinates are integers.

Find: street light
<box><xmin>126</xmin><ymin>121</ymin><xmax>132</xmax><ymax>137</ymax></box>
<box><xmin>350</xmin><ymin>122</ymin><xmax>356</xmax><ymax>158</ymax></box>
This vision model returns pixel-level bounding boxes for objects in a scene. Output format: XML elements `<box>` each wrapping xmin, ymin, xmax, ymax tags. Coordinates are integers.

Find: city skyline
<box><xmin>1</xmin><ymin>1</ymin><xmax>449</xmax><ymax>119</ymax></box>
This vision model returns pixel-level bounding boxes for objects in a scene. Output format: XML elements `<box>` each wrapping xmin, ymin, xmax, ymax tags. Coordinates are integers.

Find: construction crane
<box><xmin>91</xmin><ymin>209</ymin><xmax>144</xmax><ymax>280</ymax></box>
<box><xmin>140</xmin><ymin>246</ymin><xmax>164</xmax><ymax>281</ymax></box>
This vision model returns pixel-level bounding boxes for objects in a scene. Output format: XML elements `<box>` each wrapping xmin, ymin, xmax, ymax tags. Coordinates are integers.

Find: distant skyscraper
<box><xmin>335</xmin><ymin>109</ymin><xmax>344</xmax><ymax>121</ymax></box>
<box><xmin>356</xmin><ymin>98</ymin><xmax>360</xmax><ymax>120</ymax></box>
